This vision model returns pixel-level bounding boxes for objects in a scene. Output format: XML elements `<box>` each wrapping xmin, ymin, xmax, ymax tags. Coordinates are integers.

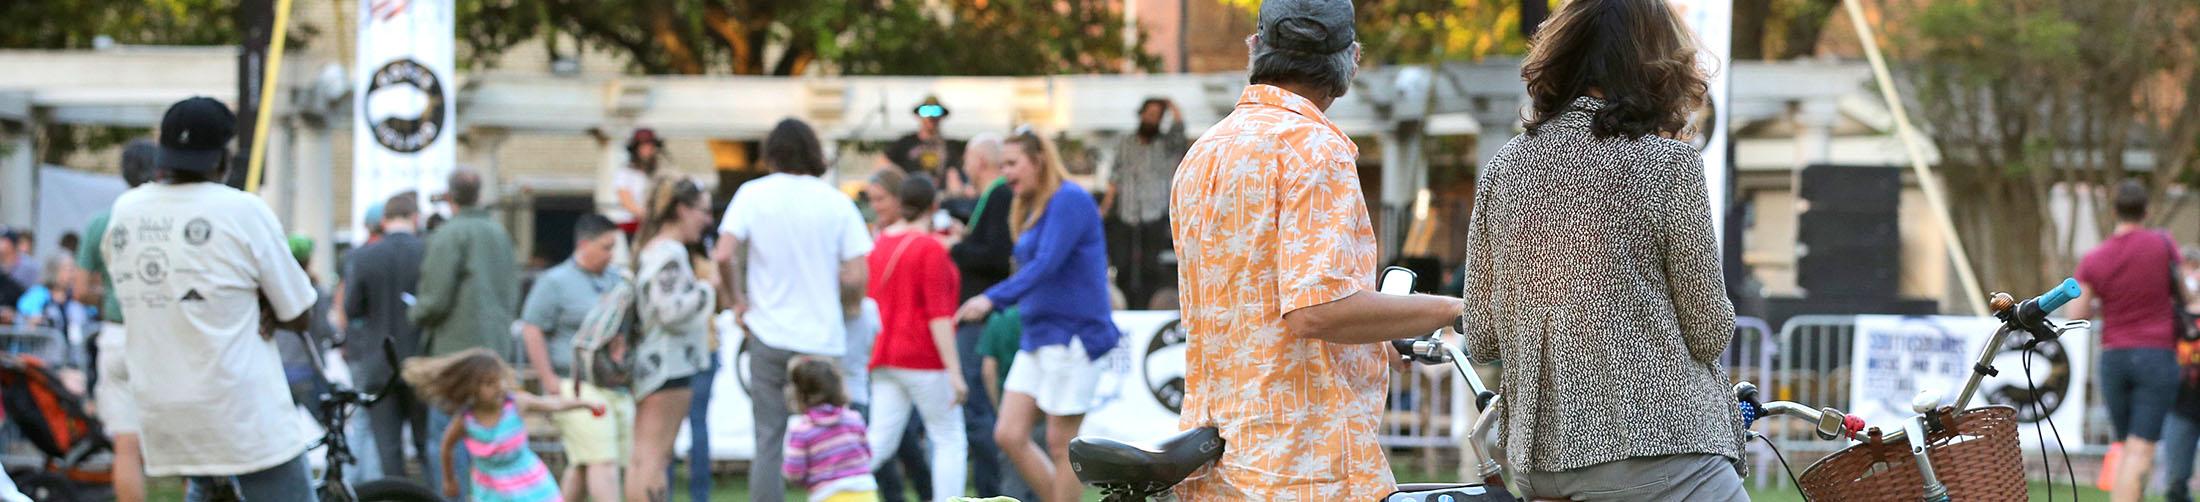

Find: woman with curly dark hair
<box><xmin>1459</xmin><ymin>0</ymin><xmax>1743</xmax><ymax>500</ymax></box>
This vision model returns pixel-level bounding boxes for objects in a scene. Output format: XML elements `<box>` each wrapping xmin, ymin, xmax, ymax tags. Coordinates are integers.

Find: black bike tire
<box><xmin>351</xmin><ymin>479</ymin><xmax>443</xmax><ymax>502</ymax></box>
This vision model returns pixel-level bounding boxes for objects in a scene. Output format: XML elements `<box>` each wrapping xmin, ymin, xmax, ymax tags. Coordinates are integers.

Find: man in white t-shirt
<box><xmin>104</xmin><ymin>97</ymin><xmax>319</xmax><ymax>499</ymax></box>
<box><xmin>714</xmin><ymin>118</ymin><xmax>872</xmax><ymax>502</ymax></box>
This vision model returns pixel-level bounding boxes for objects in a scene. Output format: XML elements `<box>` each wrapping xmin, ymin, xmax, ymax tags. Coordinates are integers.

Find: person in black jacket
<box><xmin>342</xmin><ymin>192</ymin><xmax>431</xmax><ymax>481</ymax></box>
<box><xmin>946</xmin><ymin>133</ymin><xmax>1024</xmax><ymax>498</ymax></box>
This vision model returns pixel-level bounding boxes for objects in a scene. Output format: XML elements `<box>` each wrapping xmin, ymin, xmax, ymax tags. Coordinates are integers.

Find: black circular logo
<box><xmin>183</xmin><ymin>218</ymin><xmax>212</xmax><ymax>246</ymax></box>
<box><xmin>363</xmin><ymin>58</ymin><xmax>447</xmax><ymax>153</ymax></box>
<box><xmin>137</xmin><ymin>248</ymin><xmax>169</xmax><ymax>285</ymax></box>
<box><xmin>1982</xmin><ymin>336</ymin><xmax>2072</xmax><ymax>422</ymax></box>
<box><xmin>1143</xmin><ymin>319</ymin><xmax>1190</xmax><ymax>415</ymax></box>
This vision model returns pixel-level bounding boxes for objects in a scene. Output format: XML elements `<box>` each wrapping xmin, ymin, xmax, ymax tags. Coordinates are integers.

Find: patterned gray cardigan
<box><xmin>1461</xmin><ymin>96</ymin><xmax>1744</xmax><ymax>473</ymax></box>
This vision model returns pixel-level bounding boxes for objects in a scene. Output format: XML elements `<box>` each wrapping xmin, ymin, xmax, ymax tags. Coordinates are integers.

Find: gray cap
<box><xmin>1259</xmin><ymin>0</ymin><xmax>1356</xmax><ymax>54</ymax></box>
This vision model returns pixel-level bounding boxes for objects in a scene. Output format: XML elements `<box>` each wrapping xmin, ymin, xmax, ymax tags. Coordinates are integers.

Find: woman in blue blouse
<box><xmin>955</xmin><ymin>129</ymin><xmax>1117</xmax><ymax>502</ymax></box>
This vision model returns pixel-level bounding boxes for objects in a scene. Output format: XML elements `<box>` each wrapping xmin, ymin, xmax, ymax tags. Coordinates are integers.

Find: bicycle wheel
<box><xmin>351</xmin><ymin>479</ymin><xmax>443</xmax><ymax>502</ymax></box>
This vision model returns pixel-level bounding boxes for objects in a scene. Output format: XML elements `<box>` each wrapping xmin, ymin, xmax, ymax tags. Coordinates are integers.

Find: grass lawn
<box><xmin>1744</xmin><ymin>481</ymin><xmax>2128</xmax><ymax>502</ymax></box>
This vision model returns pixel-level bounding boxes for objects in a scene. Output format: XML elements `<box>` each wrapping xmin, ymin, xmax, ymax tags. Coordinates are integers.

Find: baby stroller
<box><xmin>0</xmin><ymin>353</ymin><xmax>112</xmax><ymax>502</ymax></box>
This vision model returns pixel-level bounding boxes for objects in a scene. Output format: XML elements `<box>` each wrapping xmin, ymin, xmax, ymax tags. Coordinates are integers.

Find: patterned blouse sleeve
<box><xmin>1659</xmin><ymin>148</ymin><xmax>1736</xmax><ymax>364</ymax></box>
<box><xmin>1461</xmin><ymin>169</ymin><xmax>1502</xmax><ymax>365</ymax></box>
<box><xmin>642</xmin><ymin>245</ymin><xmax>714</xmax><ymax>330</ymax></box>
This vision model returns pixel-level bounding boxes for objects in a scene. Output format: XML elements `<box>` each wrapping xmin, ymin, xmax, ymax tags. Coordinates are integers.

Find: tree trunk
<box><xmin>1733</xmin><ymin>0</ymin><xmax>1769</xmax><ymax>60</ymax></box>
<box><xmin>1778</xmin><ymin>0</ymin><xmax>1841</xmax><ymax>59</ymax></box>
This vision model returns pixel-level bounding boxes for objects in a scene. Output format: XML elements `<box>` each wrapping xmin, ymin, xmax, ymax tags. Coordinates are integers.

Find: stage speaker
<box><xmin>1796</xmin><ymin>165</ymin><xmax>1901</xmax><ymax>298</ymax></box>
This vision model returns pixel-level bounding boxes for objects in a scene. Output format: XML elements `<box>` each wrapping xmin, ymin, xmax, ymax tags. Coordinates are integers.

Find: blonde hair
<box><xmin>1006</xmin><ymin>130</ymin><xmax>1070</xmax><ymax>239</ymax></box>
<box><xmin>400</xmin><ymin>348</ymin><xmax>516</xmax><ymax>413</ymax></box>
<box><xmin>634</xmin><ymin>175</ymin><xmax>705</xmax><ymax>259</ymax></box>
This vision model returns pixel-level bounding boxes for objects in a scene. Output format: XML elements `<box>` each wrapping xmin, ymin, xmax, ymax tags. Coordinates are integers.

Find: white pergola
<box><xmin>0</xmin><ymin>46</ymin><xmax>1898</xmax><ymax>275</ymax></box>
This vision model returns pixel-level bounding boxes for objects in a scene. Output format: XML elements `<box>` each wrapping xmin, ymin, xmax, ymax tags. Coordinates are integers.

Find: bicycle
<box><xmin>1067</xmin><ymin>266</ymin><xmax>1514</xmax><ymax>502</ymax></box>
<box><xmin>1068</xmin><ymin>269</ymin><xmax>2085</xmax><ymax>502</ymax></box>
<box><xmin>1737</xmin><ymin>278</ymin><xmax>2087</xmax><ymax>502</ymax></box>
<box><xmin>203</xmin><ymin>337</ymin><xmax>440</xmax><ymax>502</ymax></box>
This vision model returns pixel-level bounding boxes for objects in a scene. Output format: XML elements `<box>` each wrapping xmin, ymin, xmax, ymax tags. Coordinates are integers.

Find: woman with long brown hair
<box><xmin>625</xmin><ymin>176</ymin><xmax>718</xmax><ymax>501</ymax></box>
<box><xmin>1459</xmin><ymin>0</ymin><xmax>1743</xmax><ymax>499</ymax></box>
<box><xmin>954</xmin><ymin>129</ymin><xmax>1115</xmax><ymax>502</ymax></box>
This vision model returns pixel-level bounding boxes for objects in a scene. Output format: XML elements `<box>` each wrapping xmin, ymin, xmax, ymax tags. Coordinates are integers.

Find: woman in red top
<box><xmin>863</xmin><ymin>169</ymin><xmax>968</xmax><ymax>501</ymax></box>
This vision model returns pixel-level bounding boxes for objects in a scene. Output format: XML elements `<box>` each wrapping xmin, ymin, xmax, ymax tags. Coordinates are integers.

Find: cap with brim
<box><xmin>1258</xmin><ymin>0</ymin><xmax>1357</xmax><ymax>54</ymax></box>
<box><xmin>913</xmin><ymin>96</ymin><xmax>950</xmax><ymax>118</ymax></box>
<box><xmin>156</xmin><ymin>97</ymin><xmax>237</xmax><ymax>174</ymax></box>
<box><xmin>156</xmin><ymin>148</ymin><xmax>227</xmax><ymax>175</ymax></box>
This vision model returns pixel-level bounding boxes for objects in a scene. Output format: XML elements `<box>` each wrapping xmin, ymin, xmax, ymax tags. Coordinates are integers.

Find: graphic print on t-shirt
<box><xmin>136</xmin><ymin>247</ymin><xmax>170</xmax><ymax>285</ymax></box>
<box><xmin>102</xmin><ymin>182</ymin><xmax>320</xmax><ymax>476</ymax></box>
<box><xmin>110</xmin><ymin>223</ymin><xmax>129</xmax><ymax>252</ymax></box>
<box><xmin>183</xmin><ymin>218</ymin><xmax>212</xmax><ymax>245</ymax></box>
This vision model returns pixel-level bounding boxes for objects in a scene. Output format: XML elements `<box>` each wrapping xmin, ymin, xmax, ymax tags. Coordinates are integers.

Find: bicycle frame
<box><xmin>303</xmin><ymin>334</ymin><xmax>408</xmax><ymax>502</ymax></box>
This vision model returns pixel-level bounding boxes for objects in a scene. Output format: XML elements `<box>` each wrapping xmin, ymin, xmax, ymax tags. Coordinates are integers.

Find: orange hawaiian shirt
<box><xmin>1169</xmin><ymin>84</ymin><xmax>1392</xmax><ymax>500</ymax></box>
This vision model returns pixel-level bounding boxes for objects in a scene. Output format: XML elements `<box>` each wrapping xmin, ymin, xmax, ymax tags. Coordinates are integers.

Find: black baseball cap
<box><xmin>156</xmin><ymin>97</ymin><xmax>237</xmax><ymax>175</ymax></box>
<box><xmin>1259</xmin><ymin>0</ymin><xmax>1357</xmax><ymax>54</ymax></box>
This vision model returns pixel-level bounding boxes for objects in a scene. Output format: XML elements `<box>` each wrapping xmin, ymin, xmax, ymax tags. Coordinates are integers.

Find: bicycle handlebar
<box><xmin>2033</xmin><ymin>278</ymin><xmax>2081</xmax><ymax>315</ymax></box>
<box><xmin>1737</xmin><ymin>382</ymin><xmax>1870</xmax><ymax>441</ymax></box>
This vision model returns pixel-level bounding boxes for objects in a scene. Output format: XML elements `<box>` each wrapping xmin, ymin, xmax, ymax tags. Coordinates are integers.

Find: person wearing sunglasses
<box><xmin>888</xmin><ymin>95</ymin><xmax>967</xmax><ymax>188</ymax></box>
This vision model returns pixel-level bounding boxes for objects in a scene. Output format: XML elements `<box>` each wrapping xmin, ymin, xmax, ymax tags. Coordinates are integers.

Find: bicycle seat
<box><xmin>1069</xmin><ymin>427</ymin><xmax>1225</xmax><ymax>489</ymax></box>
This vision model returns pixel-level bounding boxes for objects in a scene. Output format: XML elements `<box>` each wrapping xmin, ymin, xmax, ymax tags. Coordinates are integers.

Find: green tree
<box><xmin>0</xmin><ymin>0</ymin><xmax>237</xmax><ymax>48</ymax></box>
<box><xmin>0</xmin><ymin>0</ymin><xmax>320</xmax><ymax>165</ymax></box>
<box><xmin>1891</xmin><ymin>0</ymin><xmax>2200</xmax><ymax>294</ymax></box>
<box><xmin>1732</xmin><ymin>0</ymin><xmax>1843</xmax><ymax>60</ymax></box>
<box><xmin>459</xmin><ymin>0</ymin><xmax>1159</xmax><ymax>76</ymax></box>
<box><xmin>1222</xmin><ymin>0</ymin><xmax>1536</xmax><ymax>64</ymax></box>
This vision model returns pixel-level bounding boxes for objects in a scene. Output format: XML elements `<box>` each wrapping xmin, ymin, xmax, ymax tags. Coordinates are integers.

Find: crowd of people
<box><xmin>23</xmin><ymin>59</ymin><xmax>1190</xmax><ymax>501</ymax></box>
<box><xmin>13</xmin><ymin>1</ymin><xmax>2198</xmax><ymax>501</ymax></box>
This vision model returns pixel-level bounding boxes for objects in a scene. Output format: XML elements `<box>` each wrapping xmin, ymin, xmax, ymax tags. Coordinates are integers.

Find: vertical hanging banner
<box><xmin>1665</xmin><ymin>0</ymin><xmax>1733</xmax><ymax>246</ymax></box>
<box><xmin>354</xmin><ymin>0</ymin><xmax>456</xmax><ymax>236</ymax></box>
<box><xmin>234</xmin><ymin>0</ymin><xmax>274</xmax><ymax>190</ymax></box>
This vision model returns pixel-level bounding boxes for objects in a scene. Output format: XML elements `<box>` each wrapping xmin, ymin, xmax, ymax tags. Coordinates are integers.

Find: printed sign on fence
<box><xmin>1849</xmin><ymin>315</ymin><xmax>2089</xmax><ymax>450</ymax></box>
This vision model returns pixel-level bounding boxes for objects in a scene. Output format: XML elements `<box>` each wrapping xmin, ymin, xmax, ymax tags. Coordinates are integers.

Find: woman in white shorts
<box><xmin>956</xmin><ymin>130</ymin><xmax>1119</xmax><ymax>502</ymax></box>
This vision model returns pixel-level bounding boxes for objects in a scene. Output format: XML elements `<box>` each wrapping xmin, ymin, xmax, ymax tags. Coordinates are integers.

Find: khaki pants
<box><xmin>1516</xmin><ymin>454</ymin><xmax>1745</xmax><ymax>502</ymax></box>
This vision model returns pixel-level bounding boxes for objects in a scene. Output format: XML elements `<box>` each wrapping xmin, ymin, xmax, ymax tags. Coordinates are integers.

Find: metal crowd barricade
<box><xmin>1739</xmin><ymin>315</ymin><xmax>1860</xmax><ymax>488</ymax></box>
<box><xmin>0</xmin><ymin>325</ymin><xmax>65</xmax><ymax>363</ymax></box>
<box><xmin>1379</xmin><ymin>339</ymin><xmax>1472</xmax><ymax>476</ymax></box>
<box><xmin>1375</xmin><ymin>317</ymin><xmax>1786</xmax><ymax>479</ymax></box>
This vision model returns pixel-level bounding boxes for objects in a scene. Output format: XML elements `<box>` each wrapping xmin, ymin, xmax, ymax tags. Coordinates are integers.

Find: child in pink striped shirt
<box><xmin>783</xmin><ymin>357</ymin><xmax>880</xmax><ymax>502</ymax></box>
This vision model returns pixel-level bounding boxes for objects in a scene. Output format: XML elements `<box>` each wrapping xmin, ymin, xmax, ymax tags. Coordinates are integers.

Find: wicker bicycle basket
<box><xmin>1795</xmin><ymin>405</ymin><xmax>2027</xmax><ymax>501</ymax></box>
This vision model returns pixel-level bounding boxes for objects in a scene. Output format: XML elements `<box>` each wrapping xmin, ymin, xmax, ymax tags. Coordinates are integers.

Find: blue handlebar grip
<box><xmin>2035</xmin><ymin>278</ymin><xmax>2082</xmax><ymax>315</ymax></box>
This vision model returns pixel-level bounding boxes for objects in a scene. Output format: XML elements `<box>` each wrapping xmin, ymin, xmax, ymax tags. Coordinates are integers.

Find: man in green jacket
<box><xmin>406</xmin><ymin>168</ymin><xmax>519</xmax><ymax>496</ymax></box>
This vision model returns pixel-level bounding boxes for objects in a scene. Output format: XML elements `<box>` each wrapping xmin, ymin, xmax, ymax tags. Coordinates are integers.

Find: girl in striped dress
<box><xmin>782</xmin><ymin>357</ymin><xmax>880</xmax><ymax>502</ymax></box>
<box><xmin>406</xmin><ymin>348</ymin><xmax>604</xmax><ymax>501</ymax></box>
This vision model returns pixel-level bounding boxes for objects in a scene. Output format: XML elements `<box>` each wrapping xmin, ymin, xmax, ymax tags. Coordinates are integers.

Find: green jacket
<box><xmin>408</xmin><ymin>209</ymin><xmax>519</xmax><ymax>358</ymax></box>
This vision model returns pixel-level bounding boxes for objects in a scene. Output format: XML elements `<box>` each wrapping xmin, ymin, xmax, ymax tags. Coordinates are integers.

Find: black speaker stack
<box><xmin>1763</xmin><ymin>165</ymin><xmax>1938</xmax><ymax>328</ymax></box>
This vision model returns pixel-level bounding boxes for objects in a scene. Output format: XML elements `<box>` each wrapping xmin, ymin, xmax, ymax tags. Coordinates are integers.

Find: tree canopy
<box><xmin>459</xmin><ymin>0</ymin><xmax>1158</xmax><ymax>75</ymax></box>
<box><xmin>1890</xmin><ymin>0</ymin><xmax>2199</xmax><ymax>294</ymax></box>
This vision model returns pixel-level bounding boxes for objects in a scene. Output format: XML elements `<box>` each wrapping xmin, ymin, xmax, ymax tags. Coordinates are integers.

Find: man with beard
<box><xmin>1101</xmin><ymin>98</ymin><xmax>1187</xmax><ymax>310</ymax></box>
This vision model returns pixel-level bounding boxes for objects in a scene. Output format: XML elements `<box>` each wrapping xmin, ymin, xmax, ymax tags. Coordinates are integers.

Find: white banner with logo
<box><xmin>353</xmin><ymin>0</ymin><xmax>456</xmax><ymax>236</ymax></box>
<box><xmin>1848</xmin><ymin>315</ymin><xmax>2089</xmax><ymax>450</ymax></box>
<box><xmin>1666</xmin><ymin>0</ymin><xmax>1733</xmax><ymax>242</ymax></box>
